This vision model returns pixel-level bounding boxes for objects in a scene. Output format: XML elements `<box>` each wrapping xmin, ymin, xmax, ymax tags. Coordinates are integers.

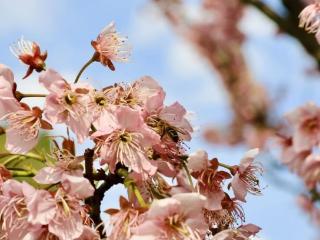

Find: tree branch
<box><xmin>241</xmin><ymin>0</ymin><xmax>320</xmax><ymax>69</ymax></box>
<box><xmin>83</xmin><ymin>148</ymin><xmax>124</xmax><ymax>237</ymax></box>
<box><xmin>84</xmin><ymin>148</ymin><xmax>95</xmax><ymax>186</ymax></box>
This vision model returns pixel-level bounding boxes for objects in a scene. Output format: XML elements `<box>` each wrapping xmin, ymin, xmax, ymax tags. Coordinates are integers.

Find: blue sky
<box><xmin>0</xmin><ymin>0</ymin><xmax>320</xmax><ymax>239</ymax></box>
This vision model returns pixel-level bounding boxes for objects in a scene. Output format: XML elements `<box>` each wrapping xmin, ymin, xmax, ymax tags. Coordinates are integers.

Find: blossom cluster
<box><xmin>276</xmin><ymin>102</ymin><xmax>320</xmax><ymax>226</ymax></box>
<box><xmin>0</xmin><ymin>21</ymin><xmax>263</xmax><ymax>240</ymax></box>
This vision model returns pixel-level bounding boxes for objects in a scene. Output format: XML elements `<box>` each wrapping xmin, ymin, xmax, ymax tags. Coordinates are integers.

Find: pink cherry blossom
<box><xmin>231</xmin><ymin>148</ymin><xmax>262</xmax><ymax>202</ymax></box>
<box><xmin>106</xmin><ymin>196</ymin><xmax>143</xmax><ymax>240</ymax></box>
<box><xmin>132</xmin><ymin>76</ymin><xmax>165</xmax><ymax>112</ymax></box>
<box><xmin>88</xmin><ymin>88</ymin><xmax>115</xmax><ymax>122</ymax></box>
<box><xmin>170</xmin><ymin>171</ymin><xmax>194</xmax><ymax>195</ymax></box>
<box><xmin>132</xmin><ymin>193</ymin><xmax>207</xmax><ymax>240</ymax></box>
<box><xmin>3</xmin><ymin>106</ymin><xmax>51</xmax><ymax>154</ymax></box>
<box><xmin>286</xmin><ymin>102</ymin><xmax>320</xmax><ymax>152</ymax></box>
<box><xmin>92</xmin><ymin>106</ymin><xmax>160</xmax><ymax>176</ymax></box>
<box><xmin>0</xmin><ymin>180</ymin><xmax>34</xmax><ymax>240</ymax></box>
<box><xmin>192</xmin><ymin>157</ymin><xmax>231</xmax><ymax>211</ymax></box>
<box><xmin>61</xmin><ymin>175</ymin><xmax>94</xmax><ymax>199</ymax></box>
<box><xmin>151</xmin><ymin>138</ymin><xmax>186</xmax><ymax>176</ymax></box>
<box><xmin>173</xmin><ymin>153</ymin><xmax>231</xmax><ymax>212</ymax></box>
<box><xmin>34</xmin><ymin>149</ymin><xmax>84</xmax><ymax>184</ymax></box>
<box><xmin>147</xmin><ymin>101</ymin><xmax>193</xmax><ymax>142</ymax></box>
<box><xmin>40</xmin><ymin>68</ymin><xmax>92</xmax><ymax>143</ymax></box>
<box><xmin>275</xmin><ymin>134</ymin><xmax>311</xmax><ymax>175</ymax></box>
<box><xmin>0</xmin><ymin>64</ymin><xmax>21</xmax><ymax>118</ymax></box>
<box><xmin>33</xmin><ymin>150</ymin><xmax>94</xmax><ymax>199</ymax></box>
<box><xmin>301</xmin><ymin>154</ymin><xmax>320</xmax><ymax>189</ymax></box>
<box><xmin>113</xmin><ymin>76</ymin><xmax>165</xmax><ymax>111</ymax></box>
<box><xmin>91</xmin><ymin>21</ymin><xmax>131</xmax><ymax>70</ymax></box>
<box><xmin>25</xmin><ymin>187</ymin><xmax>91</xmax><ymax>240</ymax></box>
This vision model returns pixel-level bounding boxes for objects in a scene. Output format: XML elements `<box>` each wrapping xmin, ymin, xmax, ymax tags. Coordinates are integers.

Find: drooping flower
<box><xmin>132</xmin><ymin>193</ymin><xmax>207</xmax><ymax>240</ymax></box>
<box><xmin>186</xmin><ymin>151</ymin><xmax>231</xmax><ymax>211</ymax></box>
<box><xmin>0</xmin><ymin>64</ymin><xmax>21</xmax><ymax>118</ymax></box>
<box><xmin>220</xmin><ymin>194</ymin><xmax>246</xmax><ymax>226</ymax></box>
<box><xmin>10</xmin><ymin>37</ymin><xmax>47</xmax><ymax>79</ymax></box>
<box><xmin>198</xmin><ymin>165</ymin><xmax>231</xmax><ymax>211</ymax></box>
<box><xmin>39</xmin><ymin>69</ymin><xmax>92</xmax><ymax>143</ymax></box>
<box><xmin>231</xmin><ymin>148</ymin><xmax>262</xmax><ymax>202</ymax></box>
<box><xmin>106</xmin><ymin>196</ymin><xmax>144</xmax><ymax>240</ymax></box>
<box><xmin>286</xmin><ymin>102</ymin><xmax>320</xmax><ymax>152</ymax></box>
<box><xmin>187</xmin><ymin>150</ymin><xmax>209</xmax><ymax>173</ymax></box>
<box><xmin>91</xmin><ymin>21</ymin><xmax>131</xmax><ymax>70</ymax></box>
<box><xmin>92</xmin><ymin>106</ymin><xmax>160</xmax><ymax>176</ymax></box>
<box><xmin>4</xmin><ymin>106</ymin><xmax>52</xmax><ymax>153</ymax></box>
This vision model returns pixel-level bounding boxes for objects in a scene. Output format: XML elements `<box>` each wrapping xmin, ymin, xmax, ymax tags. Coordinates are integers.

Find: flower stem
<box><xmin>20</xmin><ymin>93</ymin><xmax>47</xmax><ymax>98</ymax></box>
<box><xmin>132</xmin><ymin>184</ymin><xmax>148</xmax><ymax>208</ymax></box>
<box><xmin>182</xmin><ymin>161</ymin><xmax>194</xmax><ymax>190</ymax></box>
<box><xmin>74</xmin><ymin>53</ymin><xmax>97</xmax><ymax>84</ymax></box>
<box><xmin>218</xmin><ymin>162</ymin><xmax>233</xmax><ymax>170</ymax></box>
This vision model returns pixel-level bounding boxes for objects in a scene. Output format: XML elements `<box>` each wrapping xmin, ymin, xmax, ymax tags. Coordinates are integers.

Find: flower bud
<box><xmin>10</xmin><ymin>37</ymin><xmax>47</xmax><ymax>79</ymax></box>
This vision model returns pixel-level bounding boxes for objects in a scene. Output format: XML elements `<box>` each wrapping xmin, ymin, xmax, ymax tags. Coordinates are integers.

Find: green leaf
<box><xmin>0</xmin><ymin>134</ymin><xmax>52</xmax><ymax>187</ymax></box>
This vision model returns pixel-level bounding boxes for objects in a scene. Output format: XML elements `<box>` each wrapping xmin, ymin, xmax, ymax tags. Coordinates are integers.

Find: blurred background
<box><xmin>0</xmin><ymin>0</ymin><xmax>320</xmax><ymax>239</ymax></box>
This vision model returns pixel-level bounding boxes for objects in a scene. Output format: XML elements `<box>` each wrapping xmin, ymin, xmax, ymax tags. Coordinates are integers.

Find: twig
<box><xmin>83</xmin><ymin>148</ymin><xmax>124</xmax><ymax>237</ymax></box>
<box><xmin>84</xmin><ymin>148</ymin><xmax>95</xmax><ymax>186</ymax></box>
<box><xmin>241</xmin><ymin>0</ymin><xmax>320</xmax><ymax>68</ymax></box>
<box><xmin>74</xmin><ymin>53</ymin><xmax>97</xmax><ymax>84</ymax></box>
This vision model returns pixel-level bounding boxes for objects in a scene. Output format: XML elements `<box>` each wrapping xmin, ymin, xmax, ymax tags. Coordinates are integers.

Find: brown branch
<box><xmin>83</xmin><ymin>148</ymin><xmax>124</xmax><ymax>237</ymax></box>
<box><xmin>241</xmin><ymin>0</ymin><xmax>320</xmax><ymax>69</ymax></box>
<box><xmin>86</xmin><ymin>171</ymin><xmax>124</xmax><ymax>237</ymax></box>
<box><xmin>0</xmin><ymin>127</ymin><xmax>4</xmax><ymax>135</ymax></box>
<box><xmin>84</xmin><ymin>148</ymin><xmax>95</xmax><ymax>186</ymax></box>
<box><xmin>154</xmin><ymin>0</ymin><xmax>274</xmax><ymax>146</ymax></box>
